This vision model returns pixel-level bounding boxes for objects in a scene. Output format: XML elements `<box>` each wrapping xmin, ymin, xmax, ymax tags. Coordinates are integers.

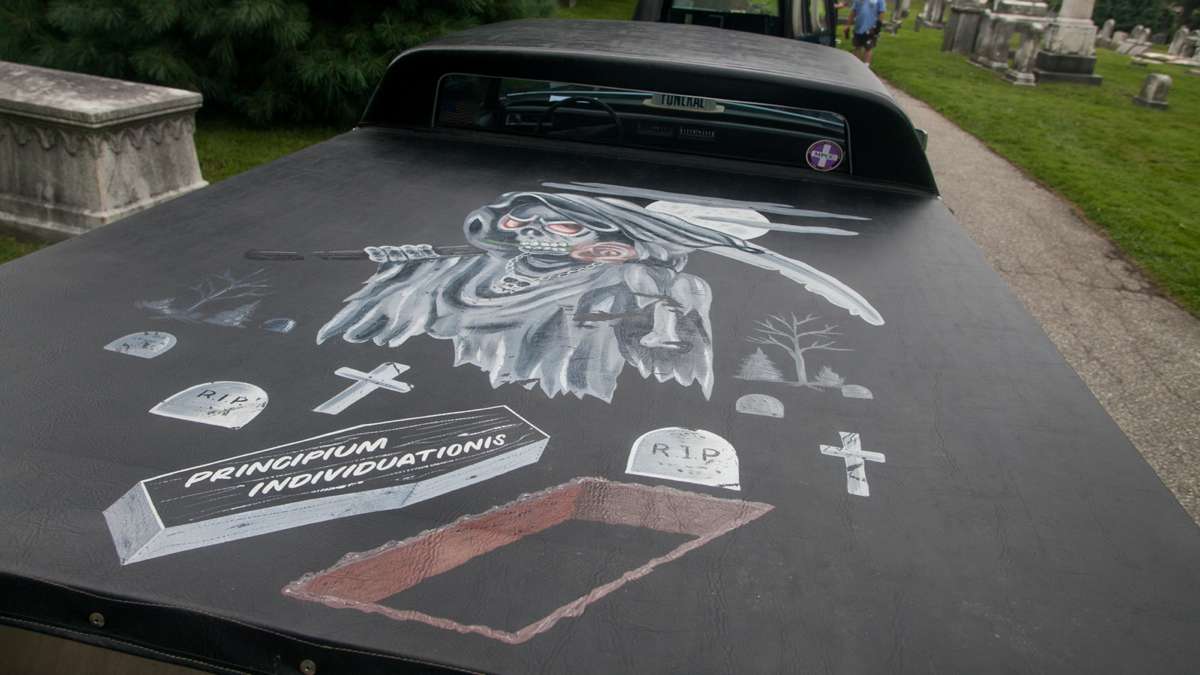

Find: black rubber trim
<box><xmin>0</xmin><ymin>573</ymin><xmax>472</xmax><ymax>675</ymax></box>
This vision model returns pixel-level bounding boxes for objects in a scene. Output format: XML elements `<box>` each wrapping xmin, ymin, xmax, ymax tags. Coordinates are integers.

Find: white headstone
<box><xmin>840</xmin><ymin>384</ymin><xmax>876</xmax><ymax>399</ymax></box>
<box><xmin>103</xmin><ymin>331</ymin><xmax>177</xmax><ymax>359</ymax></box>
<box><xmin>150</xmin><ymin>381</ymin><xmax>268</xmax><ymax>429</ymax></box>
<box><xmin>735</xmin><ymin>394</ymin><xmax>785</xmax><ymax>418</ymax></box>
<box><xmin>626</xmin><ymin>427</ymin><xmax>741</xmax><ymax>490</ymax></box>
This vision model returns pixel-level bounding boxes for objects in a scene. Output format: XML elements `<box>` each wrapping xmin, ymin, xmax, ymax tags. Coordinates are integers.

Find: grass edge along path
<box><xmin>861</xmin><ymin>14</ymin><xmax>1200</xmax><ymax>316</ymax></box>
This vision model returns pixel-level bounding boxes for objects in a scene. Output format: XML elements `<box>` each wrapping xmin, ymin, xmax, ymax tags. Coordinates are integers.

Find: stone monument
<box><xmin>943</xmin><ymin>0</ymin><xmax>989</xmax><ymax>53</ymax></box>
<box><xmin>0</xmin><ymin>62</ymin><xmax>205</xmax><ymax>239</ymax></box>
<box><xmin>1132</xmin><ymin>73</ymin><xmax>1171</xmax><ymax>109</ymax></box>
<box><xmin>1034</xmin><ymin>0</ymin><xmax>1102</xmax><ymax>84</ymax></box>
<box><xmin>1116</xmin><ymin>25</ymin><xmax>1153</xmax><ymax>55</ymax></box>
<box><xmin>916</xmin><ymin>0</ymin><xmax>950</xmax><ymax>30</ymax></box>
<box><xmin>1168</xmin><ymin>27</ymin><xmax>1192</xmax><ymax>56</ymax></box>
<box><xmin>1095</xmin><ymin>18</ymin><xmax>1116</xmax><ymax>48</ymax></box>
<box><xmin>964</xmin><ymin>0</ymin><xmax>1048</xmax><ymax>74</ymax></box>
<box><xmin>1005</xmin><ymin>22</ymin><xmax>1048</xmax><ymax>85</ymax></box>
<box><xmin>972</xmin><ymin>14</ymin><xmax>1018</xmax><ymax>70</ymax></box>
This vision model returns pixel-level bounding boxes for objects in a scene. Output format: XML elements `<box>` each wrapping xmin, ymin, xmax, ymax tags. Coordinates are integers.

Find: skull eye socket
<box><xmin>546</xmin><ymin>221</ymin><xmax>585</xmax><ymax>236</ymax></box>
<box><xmin>499</xmin><ymin>214</ymin><xmax>533</xmax><ymax>230</ymax></box>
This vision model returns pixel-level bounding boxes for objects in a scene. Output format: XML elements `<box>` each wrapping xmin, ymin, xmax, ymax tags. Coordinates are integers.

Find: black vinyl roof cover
<box><xmin>362</xmin><ymin>19</ymin><xmax>935</xmax><ymax>193</ymax></box>
<box><xmin>1</xmin><ymin>20</ymin><xmax>1199</xmax><ymax>675</ymax></box>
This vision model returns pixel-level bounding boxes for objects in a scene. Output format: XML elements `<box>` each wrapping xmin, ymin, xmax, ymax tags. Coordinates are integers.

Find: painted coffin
<box><xmin>0</xmin><ymin>19</ymin><xmax>1198</xmax><ymax>675</ymax></box>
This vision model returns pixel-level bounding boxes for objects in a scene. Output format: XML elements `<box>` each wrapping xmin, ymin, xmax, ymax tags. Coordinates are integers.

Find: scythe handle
<box><xmin>244</xmin><ymin>245</ymin><xmax>483</xmax><ymax>261</ymax></box>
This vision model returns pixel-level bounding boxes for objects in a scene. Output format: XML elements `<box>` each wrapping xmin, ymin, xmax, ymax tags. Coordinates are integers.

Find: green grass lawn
<box><xmin>194</xmin><ymin>118</ymin><xmax>344</xmax><ymax>183</ymax></box>
<box><xmin>861</xmin><ymin>15</ymin><xmax>1200</xmax><ymax>314</ymax></box>
<box><xmin>0</xmin><ymin>233</ymin><xmax>45</xmax><ymax>264</ymax></box>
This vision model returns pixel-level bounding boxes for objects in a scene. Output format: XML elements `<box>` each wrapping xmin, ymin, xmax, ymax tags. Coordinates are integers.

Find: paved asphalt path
<box><xmin>887</xmin><ymin>85</ymin><xmax>1200</xmax><ymax>525</ymax></box>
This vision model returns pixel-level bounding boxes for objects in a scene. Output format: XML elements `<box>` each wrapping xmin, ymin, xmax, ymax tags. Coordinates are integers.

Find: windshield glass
<box><xmin>435</xmin><ymin>74</ymin><xmax>850</xmax><ymax>174</ymax></box>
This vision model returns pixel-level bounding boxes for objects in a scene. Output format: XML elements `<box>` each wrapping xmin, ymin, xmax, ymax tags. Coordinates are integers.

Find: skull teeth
<box><xmin>519</xmin><ymin>242</ymin><xmax>571</xmax><ymax>254</ymax></box>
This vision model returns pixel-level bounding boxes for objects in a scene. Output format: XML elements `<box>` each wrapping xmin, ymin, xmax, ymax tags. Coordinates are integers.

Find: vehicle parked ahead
<box><xmin>1</xmin><ymin>18</ymin><xmax>1198</xmax><ymax>675</ymax></box>
<box><xmin>635</xmin><ymin>0</ymin><xmax>838</xmax><ymax>44</ymax></box>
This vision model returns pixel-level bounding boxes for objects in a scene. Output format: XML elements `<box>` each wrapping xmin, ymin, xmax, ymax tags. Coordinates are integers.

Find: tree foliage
<box><xmin>1091</xmin><ymin>0</ymin><xmax>1175</xmax><ymax>32</ymax></box>
<box><xmin>0</xmin><ymin>0</ymin><xmax>555</xmax><ymax>124</ymax></box>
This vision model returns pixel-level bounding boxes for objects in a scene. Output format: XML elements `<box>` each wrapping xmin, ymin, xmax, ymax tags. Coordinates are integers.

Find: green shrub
<box><xmin>0</xmin><ymin>0</ymin><xmax>554</xmax><ymax>125</ymax></box>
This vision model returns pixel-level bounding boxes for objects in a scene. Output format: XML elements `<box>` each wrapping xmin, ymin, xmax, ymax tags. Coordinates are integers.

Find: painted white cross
<box><xmin>819</xmin><ymin>431</ymin><xmax>885</xmax><ymax>497</ymax></box>
<box><xmin>313</xmin><ymin>362</ymin><xmax>412</xmax><ymax>415</ymax></box>
<box><xmin>810</xmin><ymin>143</ymin><xmax>840</xmax><ymax>169</ymax></box>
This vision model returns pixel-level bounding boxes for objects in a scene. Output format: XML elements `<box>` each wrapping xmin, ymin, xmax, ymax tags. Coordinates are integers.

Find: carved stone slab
<box><xmin>0</xmin><ymin>61</ymin><xmax>206</xmax><ymax>239</ymax></box>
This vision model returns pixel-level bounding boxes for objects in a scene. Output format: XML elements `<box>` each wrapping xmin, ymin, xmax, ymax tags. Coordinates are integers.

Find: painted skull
<box><xmin>465</xmin><ymin>193</ymin><xmax>637</xmax><ymax>264</ymax></box>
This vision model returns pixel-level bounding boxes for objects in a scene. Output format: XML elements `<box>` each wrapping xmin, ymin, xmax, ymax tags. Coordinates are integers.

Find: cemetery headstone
<box><xmin>993</xmin><ymin>0</ymin><xmax>1048</xmax><ymax>16</ymax></box>
<box><xmin>1006</xmin><ymin>22</ymin><xmax>1047</xmax><ymax>85</ymax></box>
<box><xmin>942</xmin><ymin>0</ymin><xmax>989</xmax><ymax>53</ymax></box>
<box><xmin>1132</xmin><ymin>73</ymin><xmax>1171</xmax><ymax>109</ymax></box>
<box><xmin>972</xmin><ymin>14</ymin><xmax>1017</xmax><ymax>71</ymax></box>
<box><xmin>1096</xmin><ymin>17</ymin><xmax>1116</xmax><ymax>49</ymax></box>
<box><xmin>1186</xmin><ymin>30</ymin><xmax>1200</xmax><ymax>58</ymax></box>
<box><xmin>916</xmin><ymin>0</ymin><xmax>949</xmax><ymax>29</ymax></box>
<box><xmin>1034</xmin><ymin>0</ymin><xmax>1102</xmax><ymax>84</ymax></box>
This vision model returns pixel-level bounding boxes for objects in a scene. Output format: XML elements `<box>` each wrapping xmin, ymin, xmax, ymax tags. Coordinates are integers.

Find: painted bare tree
<box><xmin>138</xmin><ymin>269</ymin><xmax>272</xmax><ymax>326</ymax></box>
<box><xmin>745</xmin><ymin>313</ymin><xmax>852</xmax><ymax>388</ymax></box>
<box><xmin>184</xmin><ymin>269</ymin><xmax>271</xmax><ymax>314</ymax></box>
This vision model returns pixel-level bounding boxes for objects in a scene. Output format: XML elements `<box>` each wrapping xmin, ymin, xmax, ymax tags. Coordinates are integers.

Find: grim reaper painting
<box><xmin>317</xmin><ymin>188</ymin><xmax>883</xmax><ymax>403</ymax></box>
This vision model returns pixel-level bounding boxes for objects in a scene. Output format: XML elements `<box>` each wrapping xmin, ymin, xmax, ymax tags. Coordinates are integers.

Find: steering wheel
<box><xmin>536</xmin><ymin>96</ymin><xmax>622</xmax><ymax>140</ymax></box>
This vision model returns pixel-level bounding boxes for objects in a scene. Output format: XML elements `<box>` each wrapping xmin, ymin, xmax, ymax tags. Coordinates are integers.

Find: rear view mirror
<box><xmin>915</xmin><ymin>128</ymin><xmax>928</xmax><ymax>151</ymax></box>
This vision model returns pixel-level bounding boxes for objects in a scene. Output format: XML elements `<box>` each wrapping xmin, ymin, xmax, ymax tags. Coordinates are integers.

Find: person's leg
<box><xmin>863</xmin><ymin>34</ymin><xmax>877</xmax><ymax>65</ymax></box>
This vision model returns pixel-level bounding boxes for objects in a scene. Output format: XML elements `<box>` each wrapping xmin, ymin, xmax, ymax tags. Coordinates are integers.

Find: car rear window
<box><xmin>434</xmin><ymin>73</ymin><xmax>850</xmax><ymax>174</ymax></box>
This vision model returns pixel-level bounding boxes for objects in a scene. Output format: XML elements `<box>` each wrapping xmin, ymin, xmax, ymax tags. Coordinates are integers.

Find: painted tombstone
<box><xmin>149</xmin><ymin>381</ymin><xmax>268</xmax><ymax>430</ymax></box>
<box><xmin>262</xmin><ymin>317</ymin><xmax>296</xmax><ymax>334</ymax></box>
<box><xmin>103</xmin><ymin>331</ymin><xmax>177</xmax><ymax>359</ymax></box>
<box><xmin>626</xmin><ymin>427</ymin><xmax>740</xmax><ymax>490</ymax></box>
<box><xmin>735</xmin><ymin>393</ymin><xmax>785</xmax><ymax>418</ymax></box>
<box><xmin>319</xmin><ymin>188</ymin><xmax>883</xmax><ymax>403</ymax></box>
<box><xmin>840</xmin><ymin>384</ymin><xmax>874</xmax><ymax>399</ymax></box>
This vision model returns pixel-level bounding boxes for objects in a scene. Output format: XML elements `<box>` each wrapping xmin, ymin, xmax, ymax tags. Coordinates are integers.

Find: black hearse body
<box><xmin>0</xmin><ymin>19</ymin><xmax>1197</xmax><ymax>675</ymax></box>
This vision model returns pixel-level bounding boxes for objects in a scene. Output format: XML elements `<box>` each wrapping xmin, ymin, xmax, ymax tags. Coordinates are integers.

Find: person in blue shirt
<box><xmin>845</xmin><ymin>0</ymin><xmax>887</xmax><ymax>65</ymax></box>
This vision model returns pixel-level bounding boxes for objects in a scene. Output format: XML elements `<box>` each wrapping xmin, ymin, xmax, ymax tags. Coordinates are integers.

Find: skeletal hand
<box><xmin>364</xmin><ymin>245</ymin><xmax>436</xmax><ymax>263</ymax></box>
